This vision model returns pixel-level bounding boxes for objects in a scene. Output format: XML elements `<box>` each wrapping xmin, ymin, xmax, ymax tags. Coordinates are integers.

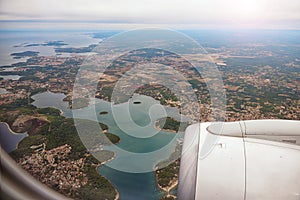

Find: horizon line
<box><xmin>0</xmin><ymin>20</ymin><xmax>300</xmax><ymax>31</ymax></box>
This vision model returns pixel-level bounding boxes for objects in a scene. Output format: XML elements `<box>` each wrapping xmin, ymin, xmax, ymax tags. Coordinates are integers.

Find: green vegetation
<box><xmin>97</xmin><ymin>86</ymin><xmax>114</xmax><ymax>101</ymax></box>
<box><xmin>37</xmin><ymin>107</ymin><xmax>61</xmax><ymax>116</ymax></box>
<box><xmin>10</xmin><ymin>51</ymin><xmax>39</xmax><ymax>59</ymax></box>
<box><xmin>1</xmin><ymin>104</ymin><xmax>119</xmax><ymax>200</ymax></box>
<box><xmin>156</xmin><ymin>117</ymin><xmax>189</xmax><ymax>132</ymax></box>
<box><xmin>78</xmin><ymin>164</ymin><xmax>116</xmax><ymax>200</ymax></box>
<box><xmin>135</xmin><ymin>84</ymin><xmax>179</xmax><ymax>106</ymax></box>
<box><xmin>10</xmin><ymin>134</ymin><xmax>45</xmax><ymax>159</ymax></box>
<box><xmin>99</xmin><ymin>122</ymin><xmax>108</xmax><ymax>131</ymax></box>
<box><xmin>19</xmin><ymin>75</ymin><xmax>41</xmax><ymax>82</ymax></box>
<box><xmin>11</xmin><ymin>115</ymin><xmax>118</xmax><ymax>199</ymax></box>
<box><xmin>156</xmin><ymin>160</ymin><xmax>180</xmax><ymax>188</ymax></box>
<box><xmin>156</xmin><ymin>144</ymin><xmax>182</xmax><ymax>199</ymax></box>
<box><xmin>37</xmin><ymin>117</ymin><xmax>119</xmax><ymax>159</ymax></box>
<box><xmin>260</xmin><ymin>104</ymin><xmax>276</xmax><ymax>113</ymax></box>
<box><xmin>0</xmin><ymin>104</ymin><xmax>36</xmax><ymax>126</ymax></box>
<box><xmin>104</xmin><ymin>132</ymin><xmax>120</xmax><ymax>144</ymax></box>
<box><xmin>0</xmin><ymin>98</ymin><xmax>34</xmax><ymax>110</ymax></box>
<box><xmin>42</xmin><ymin>118</ymin><xmax>86</xmax><ymax>156</ymax></box>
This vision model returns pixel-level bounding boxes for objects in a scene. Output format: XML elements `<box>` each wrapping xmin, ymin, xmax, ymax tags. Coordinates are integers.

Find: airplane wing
<box><xmin>178</xmin><ymin>120</ymin><xmax>300</xmax><ymax>200</ymax></box>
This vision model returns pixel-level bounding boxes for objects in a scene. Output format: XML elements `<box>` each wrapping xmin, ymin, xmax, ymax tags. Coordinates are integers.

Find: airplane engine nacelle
<box><xmin>178</xmin><ymin>120</ymin><xmax>300</xmax><ymax>200</ymax></box>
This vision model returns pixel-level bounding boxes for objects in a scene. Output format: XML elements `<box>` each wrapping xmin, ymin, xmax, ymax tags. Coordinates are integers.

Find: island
<box><xmin>55</xmin><ymin>44</ymin><xmax>97</xmax><ymax>53</ymax></box>
<box><xmin>99</xmin><ymin>111</ymin><xmax>109</xmax><ymax>115</ymax></box>
<box><xmin>24</xmin><ymin>40</ymin><xmax>67</xmax><ymax>47</ymax></box>
<box><xmin>10</xmin><ymin>51</ymin><xmax>39</xmax><ymax>59</ymax></box>
<box><xmin>155</xmin><ymin>117</ymin><xmax>190</xmax><ymax>133</ymax></box>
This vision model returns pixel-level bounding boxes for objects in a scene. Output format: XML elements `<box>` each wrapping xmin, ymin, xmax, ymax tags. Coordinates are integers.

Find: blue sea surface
<box><xmin>0</xmin><ymin>30</ymin><xmax>101</xmax><ymax>66</ymax></box>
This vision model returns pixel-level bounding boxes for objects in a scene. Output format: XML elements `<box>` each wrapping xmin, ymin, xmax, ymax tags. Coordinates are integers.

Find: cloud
<box><xmin>0</xmin><ymin>0</ymin><xmax>300</xmax><ymax>29</ymax></box>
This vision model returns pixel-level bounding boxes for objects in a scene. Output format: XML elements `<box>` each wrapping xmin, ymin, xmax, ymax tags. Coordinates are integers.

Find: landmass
<box><xmin>55</xmin><ymin>44</ymin><xmax>97</xmax><ymax>53</ymax></box>
<box><xmin>155</xmin><ymin>144</ymin><xmax>182</xmax><ymax>200</ymax></box>
<box><xmin>2</xmin><ymin>46</ymin><xmax>298</xmax><ymax>123</ymax></box>
<box><xmin>10</xmin><ymin>51</ymin><xmax>39</xmax><ymax>59</ymax></box>
<box><xmin>155</xmin><ymin>117</ymin><xmax>190</xmax><ymax>133</ymax></box>
<box><xmin>24</xmin><ymin>40</ymin><xmax>67</xmax><ymax>47</ymax></box>
<box><xmin>0</xmin><ymin>32</ymin><xmax>299</xmax><ymax>199</ymax></box>
<box><xmin>99</xmin><ymin>111</ymin><xmax>109</xmax><ymax>115</ymax></box>
<box><xmin>1</xmin><ymin>103</ymin><xmax>120</xmax><ymax>200</ymax></box>
<box><xmin>71</xmin><ymin>97</ymin><xmax>90</xmax><ymax>109</ymax></box>
<box><xmin>11</xmin><ymin>114</ymin><xmax>49</xmax><ymax>134</ymax></box>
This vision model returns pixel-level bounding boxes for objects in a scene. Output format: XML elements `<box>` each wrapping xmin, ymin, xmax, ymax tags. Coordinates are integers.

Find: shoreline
<box><xmin>0</xmin><ymin>122</ymin><xmax>28</xmax><ymax>152</ymax></box>
<box><xmin>155</xmin><ymin>170</ymin><xmax>178</xmax><ymax>198</ymax></box>
<box><xmin>31</xmin><ymin>90</ymin><xmax>67</xmax><ymax>117</ymax></box>
<box><xmin>1</xmin><ymin>103</ymin><xmax>120</xmax><ymax>200</ymax></box>
<box><xmin>154</xmin><ymin>120</ymin><xmax>177</xmax><ymax>133</ymax></box>
<box><xmin>0</xmin><ymin>122</ymin><xmax>28</xmax><ymax>136</ymax></box>
<box><xmin>96</xmin><ymin>152</ymin><xmax>120</xmax><ymax>200</ymax></box>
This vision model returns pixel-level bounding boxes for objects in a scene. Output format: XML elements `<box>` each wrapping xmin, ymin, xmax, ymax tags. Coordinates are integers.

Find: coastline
<box><xmin>0</xmin><ymin>122</ymin><xmax>28</xmax><ymax>152</ymax></box>
<box><xmin>8</xmin><ymin>91</ymin><xmax>179</xmax><ymax>199</ymax></box>
<box><xmin>155</xmin><ymin>171</ymin><xmax>178</xmax><ymax>199</ymax></box>
<box><xmin>0</xmin><ymin>121</ymin><xmax>28</xmax><ymax>136</ymax></box>
<box><xmin>96</xmin><ymin>152</ymin><xmax>119</xmax><ymax>200</ymax></box>
<box><xmin>31</xmin><ymin>90</ymin><xmax>68</xmax><ymax>117</ymax></box>
<box><xmin>154</xmin><ymin>120</ymin><xmax>177</xmax><ymax>133</ymax></box>
<box><xmin>1</xmin><ymin>108</ymin><xmax>120</xmax><ymax>200</ymax></box>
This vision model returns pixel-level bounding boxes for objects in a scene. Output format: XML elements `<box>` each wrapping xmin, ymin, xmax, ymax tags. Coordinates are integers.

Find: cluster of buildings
<box><xmin>18</xmin><ymin>144</ymin><xmax>88</xmax><ymax>197</ymax></box>
<box><xmin>0</xmin><ymin>50</ymin><xmax>299</xmax><ymax>123</ymax></box>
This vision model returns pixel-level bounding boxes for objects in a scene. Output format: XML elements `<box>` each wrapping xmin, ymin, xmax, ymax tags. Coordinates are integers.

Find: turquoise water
<box><xmin>100</xmin><ymin>165</ymin><xmax>163</xmax><ymax>200</ymax></box>
<box><xmin>31</xmin><ymin>91</ymin><xmax>186</xmax><ymax>199</ymax></box>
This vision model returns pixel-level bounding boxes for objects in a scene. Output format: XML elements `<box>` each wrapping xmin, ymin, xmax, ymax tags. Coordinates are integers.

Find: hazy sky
<box><xmin>0</xmin><ymin>0</ymin><xmax>300</xmax><ymax>29</ymax></box>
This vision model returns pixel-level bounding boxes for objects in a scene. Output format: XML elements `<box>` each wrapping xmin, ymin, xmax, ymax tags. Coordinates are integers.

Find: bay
<box><xmin>0</xmin><ymin>122</ymin><xmax>27</xmax><ymax>153</ymax></box>
<box><xmin>31</xmin><ymin>91</ymin><xmax>186</xmax><ymax>200</ymax></box>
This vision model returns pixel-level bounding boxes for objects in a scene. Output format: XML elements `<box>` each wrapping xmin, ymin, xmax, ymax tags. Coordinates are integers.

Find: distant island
<box><xmin>24</xmin><ymin>40</ymin><xmax>67</xmax><ymax>47</ymax></box>
<box><xmin>55</xmin><ymin>44</ymin><xmax>97</xmax><ymax>53</ymax></box>
<box><xmin>10</xmin><ymin>51</ymin><xmax>39</xmax><ymax>59</ymax></box>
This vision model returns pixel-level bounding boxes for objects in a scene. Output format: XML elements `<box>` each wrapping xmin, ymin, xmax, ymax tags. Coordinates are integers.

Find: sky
<box><xmin>0</xmin><ymin>0</ymin><xmax>300</xmax><ymax>30</ymax></box>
